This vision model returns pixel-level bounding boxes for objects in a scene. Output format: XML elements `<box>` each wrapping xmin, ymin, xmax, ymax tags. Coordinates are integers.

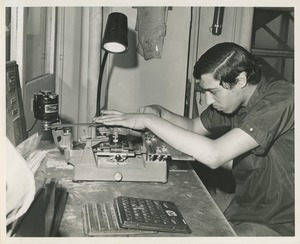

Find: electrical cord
<box><xmin>26</xmin><ymin>119</ymin><xmax>38</xmax><ymax>132</ymax></box>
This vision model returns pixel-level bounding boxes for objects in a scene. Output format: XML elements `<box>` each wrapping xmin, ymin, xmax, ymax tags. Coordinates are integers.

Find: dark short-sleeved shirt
<box><xmin>200</xmin><ymin>76</ymin><xmax>294</xmax><ymax>235</ymax></box>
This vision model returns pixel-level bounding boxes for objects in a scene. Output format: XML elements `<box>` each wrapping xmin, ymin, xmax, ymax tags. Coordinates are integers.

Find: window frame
<box><xmin>9</xmin><ymin>7</ymin><xmax>56</xmax><ymax>90</ymax></box>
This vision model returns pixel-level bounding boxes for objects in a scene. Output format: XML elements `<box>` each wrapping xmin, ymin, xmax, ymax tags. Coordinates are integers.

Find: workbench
<box><xmin>35</xmin><ymin>145</ymin><xmax>236</xmax><ymax>237</ymax></box>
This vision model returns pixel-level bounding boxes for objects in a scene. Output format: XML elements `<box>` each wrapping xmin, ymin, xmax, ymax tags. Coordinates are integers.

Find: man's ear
<box><xmin>236</xmin><ymin>71</ymin><xmax>247</xmax><ymax>88</ymax></box>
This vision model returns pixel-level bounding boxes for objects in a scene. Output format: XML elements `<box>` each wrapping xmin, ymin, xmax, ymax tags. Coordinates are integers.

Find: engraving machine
<box><xmin>33</xmin><ymin>91</ymin><xmax>192</xmax><ymax>183</ymax></box>
<box><xmin>51</xmin><ymin>126</ymin><xmax>172</xmax><ymax>182</ymax></box>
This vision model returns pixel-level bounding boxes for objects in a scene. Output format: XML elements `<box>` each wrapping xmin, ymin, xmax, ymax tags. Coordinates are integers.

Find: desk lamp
<box><xmin>96</xmin><ymin>12</ymin><xmax>128</xmax><ymax>116</ymax></box>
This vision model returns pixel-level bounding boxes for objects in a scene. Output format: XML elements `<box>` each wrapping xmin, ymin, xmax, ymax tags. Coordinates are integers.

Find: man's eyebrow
<box><xmin>195</xmin><ymin>81</ymin><xmax>218</xmax><ymax>93</ymax></box>
<box><xmin>197</xmin><ymin>85</ymin><xmax>213</xmax><ymax>92</ymax></box>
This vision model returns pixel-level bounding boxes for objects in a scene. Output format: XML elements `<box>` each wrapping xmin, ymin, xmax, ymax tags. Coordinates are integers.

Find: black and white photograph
<box><xmin>1</xmin><ymin>0</ymin><xmax>299</xmax><ymax>244</ymax></box>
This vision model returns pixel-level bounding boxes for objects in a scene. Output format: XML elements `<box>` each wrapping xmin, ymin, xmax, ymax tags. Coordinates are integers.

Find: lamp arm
<box><xmin>96</xmin><ymin>51</ymin><xmax>109</xmax><ymax>117</ymax></box>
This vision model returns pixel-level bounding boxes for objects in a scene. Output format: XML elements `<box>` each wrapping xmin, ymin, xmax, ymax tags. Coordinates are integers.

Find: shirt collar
<box><xmin>245</xmin><ymin>75</ymin><xmax>268</xmax><ymax>110</ymax></box>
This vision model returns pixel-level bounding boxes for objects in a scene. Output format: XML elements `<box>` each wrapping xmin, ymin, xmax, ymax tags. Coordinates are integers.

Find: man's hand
<box><xmin>137</xmin><ymin>105</ymin><xmax>163</xmax><ymax>117</ymax></box>
<box><xmin>93</xmin><ymin>110</ymin><xmax>153</xmax><ymax>130</ymax></box>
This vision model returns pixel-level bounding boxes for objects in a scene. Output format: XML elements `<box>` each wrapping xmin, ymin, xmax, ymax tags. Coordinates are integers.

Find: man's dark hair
<box><xmin>193</xmin><ymin>42</ymin><xmax>262</xmax><ymax>88</ymax></box>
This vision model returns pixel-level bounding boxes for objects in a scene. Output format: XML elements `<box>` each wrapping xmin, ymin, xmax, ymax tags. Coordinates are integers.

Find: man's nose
<box><xmin>205</xmin><ymin>93</ymin><xmax>215</xmax><ymax>106</ymax></box>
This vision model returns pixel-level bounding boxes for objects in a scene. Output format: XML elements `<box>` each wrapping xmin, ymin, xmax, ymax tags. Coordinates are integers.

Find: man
<box><xmin>93</xmin><ymin>42</ymin><xmax>294</xmax><ymax>236</ymax></box>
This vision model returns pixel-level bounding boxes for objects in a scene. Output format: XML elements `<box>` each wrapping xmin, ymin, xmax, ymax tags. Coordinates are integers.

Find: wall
<box><xmin>105</xmin><ymin>7</ymin><xmax>191</xmax><ymax>115</ymax></box>
<box><xmin>58</xmin><ymin>7</ymin><xmax>253</xmax><ymax>131</ymax></box>
<box><xmin>57</xmin><ymin>7</ymin><xmax>82</xmax><ymax>126</ymax></box>
<box><xmin>191</xmin><ymin>7</ymin><xmax>254</xmax><ymax>115</ymax></box>
<box><xmin>196</xmin><ymin>7</ymin><xmax>253</xmax><ymax>61</ymax></box>
<box><xmin>58</xmin><ymin>6</ymin><xmax>191</xmax><ymax>138</ymax></box>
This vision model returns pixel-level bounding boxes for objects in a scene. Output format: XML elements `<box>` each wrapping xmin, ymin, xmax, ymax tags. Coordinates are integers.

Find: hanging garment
<box><xmin>135</xmin><ymin>7</ymin><xmax>168</xmax><ymax>60</ymax></box>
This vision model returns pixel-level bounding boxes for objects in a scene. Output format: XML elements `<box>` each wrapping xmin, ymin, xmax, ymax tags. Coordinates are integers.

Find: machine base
<box><xmin>73</xmin><ymin>157</ymin><xmax>167</xmax><ymax>183</ymax></box>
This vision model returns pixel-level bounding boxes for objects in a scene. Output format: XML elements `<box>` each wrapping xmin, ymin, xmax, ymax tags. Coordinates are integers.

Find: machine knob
<box><xmin>114</xmin><ymin>172</ymin><xmax>123</xmax><ymax>181</ymax></box>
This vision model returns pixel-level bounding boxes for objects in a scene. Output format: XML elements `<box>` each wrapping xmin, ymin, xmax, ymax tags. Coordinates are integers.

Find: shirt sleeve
<box><xmin>200</xmin><ymin>81</ymin><xmax>294</xmax><ymax>155</ymax></box>
<box><xmin>240</xmin><ymin>83</ymin><xmax>294</xmax><ymax>155</ymax></box>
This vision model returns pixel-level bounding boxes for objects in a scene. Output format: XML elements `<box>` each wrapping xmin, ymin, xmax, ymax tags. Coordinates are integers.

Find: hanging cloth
<box><xmin>135</xmin><ymin>7</ymin><xmax>168</xmax><ymax>60</ymax></box>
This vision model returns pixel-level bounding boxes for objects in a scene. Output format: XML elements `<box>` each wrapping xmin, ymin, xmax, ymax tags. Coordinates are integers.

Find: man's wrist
<box><xmin>159</xmin><ymin>106</ymin><xmax>165</xmax><ymax>118</ymax></box>
<box><xmin>144</xmin><ymin>113</ymin><xmax>158</xmax><ymax>129</ymax></box>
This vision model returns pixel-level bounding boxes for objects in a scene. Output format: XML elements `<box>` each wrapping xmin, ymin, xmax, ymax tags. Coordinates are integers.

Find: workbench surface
<box><xmin>35</xmin><ymin>147</ymin><xmax>236</xmax><ymax>237</ymax></box>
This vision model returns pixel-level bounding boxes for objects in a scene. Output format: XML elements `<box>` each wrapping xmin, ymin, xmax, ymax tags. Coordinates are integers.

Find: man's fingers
<box><xmin>94</xmin><ymin>114</ymin><xmax>123</xmax><ymax>123</ymax></box>
<box><xmin>93</xmin><ymin>111</ymin><xmax>123</xmax><ymax>123</ymax></box>
<box><xmin>101</xmin><ymin>110</ymin><xmax>122</xmax><ymax>115</ymax></box>
<box><xmin>137</xmin><ymin>106</ymin><xmax>146</xmax><ymax>113</ymax></box>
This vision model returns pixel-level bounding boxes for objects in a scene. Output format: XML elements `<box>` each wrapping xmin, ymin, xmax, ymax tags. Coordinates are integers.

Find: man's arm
<box><xmin>95</xmin><ymin>111</ymin><xmax>259</xmax><ymax>169</ymax></box>
<box><xmin>143</xmin><ymin>115</ymin><xmax>259</xmax><ymax>169</ymax></box>
<box><xmin>138</xmin><ymin>105</ymin><xmax>210</xmax><ymax>135</ymax></box>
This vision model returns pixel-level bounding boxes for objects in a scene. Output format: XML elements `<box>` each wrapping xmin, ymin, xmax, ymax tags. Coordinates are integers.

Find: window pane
<box><xmin>24</xmin><ymin>7</ymin><xmax>47</xmax><ymax>81</ymax></box>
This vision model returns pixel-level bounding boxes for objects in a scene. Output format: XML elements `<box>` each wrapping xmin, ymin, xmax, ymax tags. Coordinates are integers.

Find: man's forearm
<box><xmin>143</xmin><ymin>115</ymin><xmax>221</xmax><ymax>168</ymax></box>
<box><xmin>160</xmin><ymin>107</ymin><xmax>194</xmax><ymax>130</ymax></box>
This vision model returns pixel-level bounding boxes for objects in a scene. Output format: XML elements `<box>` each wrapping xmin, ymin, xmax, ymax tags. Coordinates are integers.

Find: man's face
<box><xmin>199</xmin><ymin>73</ymin><xmax>244</xmax><ymax>114</ymax></box>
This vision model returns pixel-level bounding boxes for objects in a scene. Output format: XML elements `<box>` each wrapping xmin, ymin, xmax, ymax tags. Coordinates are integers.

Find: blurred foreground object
<box><xmin>6</xmin><ymin>137</ymin><xmax>35</xmax><ymax>226</ymax></box>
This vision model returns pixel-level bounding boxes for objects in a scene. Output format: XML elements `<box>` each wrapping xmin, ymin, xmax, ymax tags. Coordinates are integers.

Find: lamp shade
<box><xmin>102</xmin><ymin>12</ymin><xmax>128</xmax><ymax>53</ymax></box>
